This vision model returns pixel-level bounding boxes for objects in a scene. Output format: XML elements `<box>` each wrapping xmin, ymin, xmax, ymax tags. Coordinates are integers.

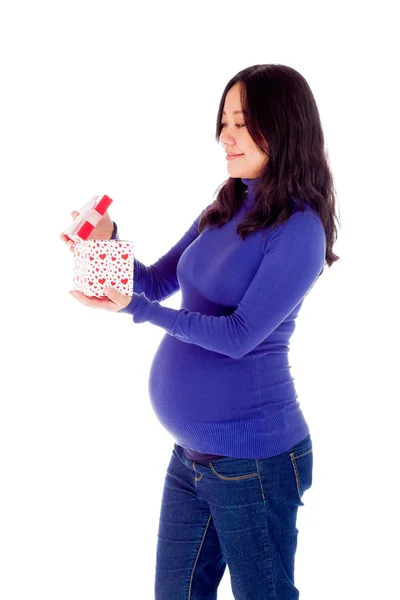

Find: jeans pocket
<box><xmin>208</xmin><ymin>459</ymin><xmax>259</xmax><ymax>481</ymax></box>
<box><xmin>289</xmin><ymin>443</ymin><xmax>313</xmax><ymax>506</ymax></box>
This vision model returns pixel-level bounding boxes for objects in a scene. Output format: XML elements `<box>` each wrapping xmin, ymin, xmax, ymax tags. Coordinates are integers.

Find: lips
<box><xmin>226</xmin><ymin>153</ymin><xmax>244</xmax><ymax>161</ymax></box>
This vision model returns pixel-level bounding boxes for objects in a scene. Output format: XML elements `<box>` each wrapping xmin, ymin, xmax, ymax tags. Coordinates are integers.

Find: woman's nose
<box><xmin>220</xmin><ymin>130</ymin><xmax>236</xmax><ymax>146</ymax></box>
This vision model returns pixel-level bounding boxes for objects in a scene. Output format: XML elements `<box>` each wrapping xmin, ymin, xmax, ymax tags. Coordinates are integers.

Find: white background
<box><xmin>1</xmin><ymin>1</ymin><xmax>399</xmax><ymax>598</ymax></box>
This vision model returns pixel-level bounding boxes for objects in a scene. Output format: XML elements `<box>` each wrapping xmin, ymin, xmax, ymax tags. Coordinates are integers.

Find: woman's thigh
<box><xmin>194</xmin><ymin>434</ymin><xmax>313</xmax><ymax>600</ymax></box>
<box><xmin>154</xmin><ymin>447</ymin><xmax>227</xmax><ymax>600</ymax></box>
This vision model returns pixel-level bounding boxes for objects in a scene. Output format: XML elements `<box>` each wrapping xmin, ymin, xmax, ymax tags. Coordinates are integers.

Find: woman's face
<box><xmin>220</xmin><ymin>82</ymin><xmax>268</xmax><ymax>179</ymax></box>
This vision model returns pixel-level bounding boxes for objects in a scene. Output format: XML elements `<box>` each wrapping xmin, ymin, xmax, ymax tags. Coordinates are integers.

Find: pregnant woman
<box><xmin>61</xmin><ymin>63</ymin><xmax>340</xmax><ymax>599</ymax></box>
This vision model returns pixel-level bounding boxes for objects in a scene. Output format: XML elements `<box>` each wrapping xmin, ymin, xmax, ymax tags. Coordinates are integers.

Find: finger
<box><xmin>71</xmin><ymin>210</ymin><xmax>79</xmax><ymax>219</ymax></box>
<box><xmin>69</xmin><ymin>290</ymin><xmax>115</xmax><ymax>310</ymax></box>
<box><xmin>60</xmin><ymin>231</ymin><xmax>75</xmax><ymax>243</ymax></box>
<box><xmin>103</xmin><ymin>288</ymin><xmax>122</xmax><ymax>304</ymax></box>
<box><xmin>63</xmin><ymin>238</ymin><xmax>75</xmax><ymax>249</ymax></box>
<box><xmin>69</xmin><ymin>290</ymin><xmax>111</xmax><ymax>308</ymax></box>
<box><xmin>103</xmin><ymin>288</ymin><xmax>131</xmax><ymax>311</ymax></box>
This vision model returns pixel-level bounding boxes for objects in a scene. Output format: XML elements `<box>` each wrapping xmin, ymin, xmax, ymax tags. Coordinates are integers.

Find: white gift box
<box><xmin>72</xmin><ymin>239</ymin><xmax>135</xmax><ymax>298</ymax></box>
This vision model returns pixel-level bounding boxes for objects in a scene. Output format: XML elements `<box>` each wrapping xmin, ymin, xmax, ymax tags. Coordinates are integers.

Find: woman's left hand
<box><xmin>69</xmin><ymin>288</ymin><xmax>132</xmax><ymax>312</ymax></box>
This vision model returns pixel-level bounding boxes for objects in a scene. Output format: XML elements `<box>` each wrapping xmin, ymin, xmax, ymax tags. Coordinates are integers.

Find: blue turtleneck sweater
<box><xmin>111</xmin><ymin>177</ymin><xmax>326</xmax><ymax>461</ymax></box>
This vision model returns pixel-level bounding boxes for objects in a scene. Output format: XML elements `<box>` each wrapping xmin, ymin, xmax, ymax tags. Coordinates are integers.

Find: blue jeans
<box><xmin>154</xmin><ymin>434</ymin><xmax>313</xmax><ymax>599</ymax></box>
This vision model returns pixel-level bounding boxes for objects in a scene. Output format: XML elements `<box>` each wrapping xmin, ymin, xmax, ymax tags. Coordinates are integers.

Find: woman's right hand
<box><xmin>60</xmin><ymin>209</ymin><xmax>114</xmax><ymax>253</ymax></box>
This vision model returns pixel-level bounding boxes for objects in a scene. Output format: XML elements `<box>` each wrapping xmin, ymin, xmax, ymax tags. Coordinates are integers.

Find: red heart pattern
<box><xmin>72</xmin><ymin>239</ymin><xmax>135</xmax><ymax>298</ymax></box>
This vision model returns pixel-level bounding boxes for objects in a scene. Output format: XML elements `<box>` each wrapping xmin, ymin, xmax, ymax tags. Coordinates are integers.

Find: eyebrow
<box><xmin>222</xmin><ymin>110</ymin><xmax>243</xmax><ymax>115</ymax></box>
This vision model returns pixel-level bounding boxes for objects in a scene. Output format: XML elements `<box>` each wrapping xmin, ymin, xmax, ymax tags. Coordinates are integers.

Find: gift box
<box><xmin>63</xmin><ymin>194</ymin><xmax>113</xmax><ymax>242</ymax></box>
<box><xmin>72</xmin><ymin>239</ymin><xmax>135</xmax><ymax>299</ymax></box>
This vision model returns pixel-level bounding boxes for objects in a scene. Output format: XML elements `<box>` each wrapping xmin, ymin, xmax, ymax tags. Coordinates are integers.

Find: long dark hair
<box><xmin>198</xmin><ymin>64</ymin><xmax>340</xmax><ymax>267</ymax></box>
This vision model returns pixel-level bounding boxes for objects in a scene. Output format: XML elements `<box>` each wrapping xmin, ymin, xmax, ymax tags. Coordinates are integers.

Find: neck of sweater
<box><xmin>241</xmin><ymin>176</ymin><xmax>261</xmax><ymax>208</ymax></box>
<box><xmin>241</xmin><ymin>176</ymin><xmax>297</xmax><ymax>209</ymax></box>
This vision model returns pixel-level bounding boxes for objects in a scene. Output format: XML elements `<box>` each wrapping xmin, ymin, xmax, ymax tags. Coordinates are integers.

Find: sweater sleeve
<box><xmin>111</xmin><ymin>221</ymin><xmax>119</xmax><ymax>240</ymax></box>
<box><xmin>120</xmin><ymin>213</ymin><xmax>326</xmax><ymax>359</ymax></box>
<box><xmin>116</xmin><ymin>204</ymin><xmax>212</xmax><ymax>301</ymax></box>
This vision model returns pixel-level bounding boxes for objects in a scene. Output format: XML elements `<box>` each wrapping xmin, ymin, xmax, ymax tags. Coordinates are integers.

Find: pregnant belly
<box><xmin>147</xmin><ymin>334</ymin><xmax>260</xmax><ymax>423</ymax></box>
<box><xmin>148</xmin><ymin>333</ymin><xmax>297</xmax><ymax>429</ymax></box>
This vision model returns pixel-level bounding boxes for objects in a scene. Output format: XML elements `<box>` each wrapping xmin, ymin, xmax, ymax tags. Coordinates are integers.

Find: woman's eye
<box><xmin>220</xmin><ymin>123</ymin><xmax>246</xmax><ymax>128</ymax></box>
